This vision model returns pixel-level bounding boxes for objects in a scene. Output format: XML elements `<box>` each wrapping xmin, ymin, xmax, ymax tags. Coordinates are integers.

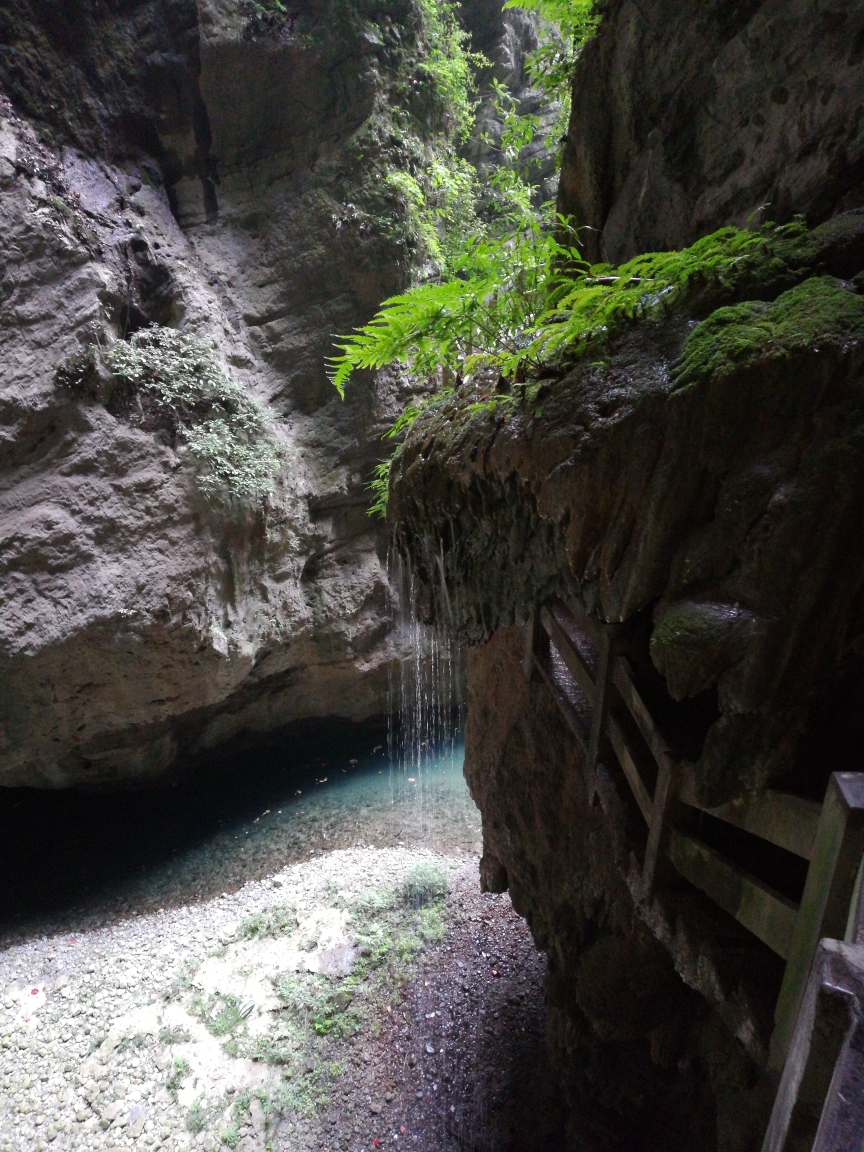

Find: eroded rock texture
<box><xmin>390</xmin><ymin>216</ymin><xmax>864</xmax><ymax>809</ymax></box>
<box><xmin>0</xmin><ymin>0</ymin><xmax>557</xmax><ymax>789</ymax></box>
<box><xmin>558</xmin><ymin>0</ymin><xmax>864</xmax><ymax>263</ymax></box>
<box><xmin>0</xmin><ymin>0</ymin><xmax>472</xmax><ymax>787</ymax></box>
<box><xmin>466</xmin><ymin>627</ymin><xmax>777</xmax><ymax>1151</ymax></box>
<box><xmin>389</xmin><ymin>218</ymin><xmax>864</xmax><ymax>1148</ymax></box>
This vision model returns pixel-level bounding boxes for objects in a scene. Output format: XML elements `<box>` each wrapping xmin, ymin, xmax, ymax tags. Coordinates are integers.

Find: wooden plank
<box><xmin>611</xmin><ymin>656</ymin><xmax>676</xmax><ymax>777</ymax></box>
<box><xmin>678</xmin><ymin>774</ymin><xmax>821</xmax><ymax>861</ymax></box>
<box><xmin>523</xmin><ymin>611</ymin><xmax>545</xmax><ymax>682</ymax></box>
<box><xmin>530</xmin><ymin>652</ymin><xmax>589</xmax><ymax>760</ymax></box>
<box><xmin>763</xmin><ymin>939</ymin><xmax>864</xmax><ymax>1152</ymax></box>
<box><xmin>669</xmin><ymin>830</ymin><xmax>798</xmax><ymax>960</ymax></box>
<box><xmin>562</xmin><ymin>595</ymin><xmax>606</xmax><ymax>651</ymax></box>
<box><xmin>771</xmin><ymin>773</ymin><xmax>864</xmax><ymax>1069</ymax></box>
<box><xmin>540</xmin><ymin>606</ymin><xmax>596</xmax><ymax>703</ymax></box>
<box><xmin>812</xmin><ymin>1002</ymin><xmax>864</xmax><ymax>1152</ymax></box>
<box><xmin>606</xmin><ymin>712</ymin><xmax>654</xmax><ymax>825</ymax></box>
<box><xmin>523</xmin><ymin>612</ymin><xmax>536</xmax><ymax>681</ymax></box>
<box><xmin>586</xmin><ymin>628</ymin><xmax>613</xmax><ymax>798</ymax></box>
<box><xmin>642</xmin><ymin>755</ymin><xmax>681</xmax><ymax>900</ymax></box>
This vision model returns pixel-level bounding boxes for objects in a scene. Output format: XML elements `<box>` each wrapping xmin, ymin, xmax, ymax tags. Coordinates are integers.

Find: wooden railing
<box><xmin>525</xmin><ymin>597</ymin><xmax>864</xmax><ymax>1149</ymax></box>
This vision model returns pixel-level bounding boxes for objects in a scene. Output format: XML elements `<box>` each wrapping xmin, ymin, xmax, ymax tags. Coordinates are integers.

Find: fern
<box><xmin>333</xmin><ymin>219</ymin><xmax>818</xmax><ymax>398</ymax></box>
<box><xmin>330</xmin><ymin>219</ymin><xmax>583</xmax><ymax>396</ymax></box>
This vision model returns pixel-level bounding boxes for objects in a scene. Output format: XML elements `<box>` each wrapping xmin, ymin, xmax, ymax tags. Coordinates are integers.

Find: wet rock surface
<box><xmin>389</xmin><ymin>216</ymin><xmax>864</xmax><ymax>808</ymax></box>
<box><xmin>558</xmin><ymin>0</ymin><xmax>864</xmax><ymax>263</ymax></box>
<box><xmin>464</xmin><ymin>627</ymin><xmax>777</xmax><ymax>1152</ymax></box>
<box><xmin>388</xmin><ymin>217</ymin><xmax>864</xmax><ymax>1147</ymax></box>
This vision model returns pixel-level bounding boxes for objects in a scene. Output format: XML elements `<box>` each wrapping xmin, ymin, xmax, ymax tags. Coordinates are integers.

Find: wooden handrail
<box><xmin>540</xmin><ymin>605</ymin><xmax>596</xmax><ymax>703</ymax></box>
<box><xmin>669</xmin><ymin>830</ymin><xmax>799</xmax><ymax>959</ymax></box>
<box><xmin>678</xmin><ymin>779</ymin><xmax>821</xmax><ymax>861</ymax></box>
<box><xmin>527</xmin><ymin>600</ymin><xmax>864</xmax><ymax>1147</ymax></box>
<box><xmin>606</xmin><ymin>712</ymin><xmax>654</xmax><ymax>823</ymax></box>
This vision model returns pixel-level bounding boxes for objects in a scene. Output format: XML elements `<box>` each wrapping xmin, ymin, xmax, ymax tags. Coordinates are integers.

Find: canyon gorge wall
<box><xmin>388</xmin><ymin>3</ymin><xmax>864</xmax><ymax>1143</ymax></box>
<box><xmin>0</xmin><ymin>0</ymin><xmax>544</xmax><ymax>787</ymax></box>
<box><xmin>559</xmin><ymin>0</ymin><xmax>864</xmax><ymax>263</ymax></box>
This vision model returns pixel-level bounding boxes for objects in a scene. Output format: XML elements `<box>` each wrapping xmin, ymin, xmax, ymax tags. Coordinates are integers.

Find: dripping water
<box><xmin>387</xmin><ymin>540</ymin><xmax>466</xmax><ymax>831</ymax></box>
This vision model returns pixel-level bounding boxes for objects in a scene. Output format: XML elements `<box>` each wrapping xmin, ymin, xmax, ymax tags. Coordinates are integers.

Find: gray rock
<box><xmin>560</xmin><ymin>0</ymin><xmax>864</xmax><ymax>263</ymax></box>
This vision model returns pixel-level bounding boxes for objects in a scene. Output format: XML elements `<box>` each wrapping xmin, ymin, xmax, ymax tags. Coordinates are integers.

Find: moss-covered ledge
<box><xmin>388</xmin><ymin>214</ymin><xmax>864</xmax><ymax>806</ymax></box>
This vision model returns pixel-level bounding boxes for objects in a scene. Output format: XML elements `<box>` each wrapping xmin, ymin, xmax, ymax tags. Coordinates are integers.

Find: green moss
<box><xmin>673</xmin><ymin>276</ymin><xmax>864</xmax><ymax>390</ymax></box>
<box><xmin>104</xmin><ymin>326</ymin><xmax>284</xmax><ymax>507</ymax></box>
<box><xmin>240</xmin><ymin>906</ymin><xmax>297</xmax><ymax>938</ymax></box>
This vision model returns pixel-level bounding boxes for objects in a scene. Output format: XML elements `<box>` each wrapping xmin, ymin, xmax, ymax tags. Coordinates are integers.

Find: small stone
<box><xmin>248</xmin><ymin>1097</ymin><xmax>265</xmax><ymax>1132</ymax></box>
<box><xmin>369</xmin><ymin>1102</ymin><xmax>381</xmax><ymax>1115</ymax></box>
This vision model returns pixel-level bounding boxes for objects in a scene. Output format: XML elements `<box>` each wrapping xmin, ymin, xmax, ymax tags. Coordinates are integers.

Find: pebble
<box><xmin>0</xmin><ymin>847</ymin><xmax>460</xmax><ymax>1152</ymax></box>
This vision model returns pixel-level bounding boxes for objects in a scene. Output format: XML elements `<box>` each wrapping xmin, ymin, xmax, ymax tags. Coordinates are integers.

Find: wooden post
<box><xmin>523</xmin><ymin>610</ymin><xmax>548</xmax><ymax>682</ymax></box>
<box><xmin>770</xmin><ymin>773</ymin><xmax>864</xmax><ymax>1069</ymax></box>
<box><xmin>762</xmin><ymin>939</ymin><xmax>864</xmax><ymax>1152</ymax></box>
<box><xmin>642</xmin><ymin>755</ymin><xmax>680</xmax><ymax>900</ymax></box>
<box><xmin>523</xmin><ymin>611</ymin><xmax>537</xmax><ymax>681</ymax></box>
<box><xmin>585</xmin><ymin>627</ymin><xmax>612</xmax><ymax>801</ymax></box>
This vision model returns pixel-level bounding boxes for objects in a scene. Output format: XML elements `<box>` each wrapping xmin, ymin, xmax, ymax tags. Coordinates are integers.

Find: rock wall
<box><xmin>558</xmin><ymin>0</ymin><xmax>864</xmax><ymax>263</ymax></box>
<box><xmin>466</xmin><ymin>627</ymin><xmax>776</xmax><ymax>1151</ymax></box>
<box><xmin>388</xmin><ymin>214</ymin><xmax>864</xmax><ymax>1146</ymax></box>
<box><xmin>0</xmin><ymin>0</ymin><xmax>527</xmax><ymax>788</ymax></box>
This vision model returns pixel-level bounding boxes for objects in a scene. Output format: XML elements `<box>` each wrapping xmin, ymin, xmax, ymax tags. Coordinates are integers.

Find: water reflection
<box><xmin>0</xmin><ymin>727</ymin><xmax>479</xmax><ymax>944</ymax></box>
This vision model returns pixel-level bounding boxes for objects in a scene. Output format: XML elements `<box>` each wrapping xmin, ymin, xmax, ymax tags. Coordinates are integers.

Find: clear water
<box><xmin>0</xmin><ymin>544</ymin><xmax>475</xmax><ymax>941</ymax></box>
<box><xmin>0</xmin><ymin>730</ymin><xmax>479</xmax><ymax>943</ymax></box>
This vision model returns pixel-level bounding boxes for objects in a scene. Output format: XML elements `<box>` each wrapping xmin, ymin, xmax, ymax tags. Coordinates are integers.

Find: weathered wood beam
<box><xmin>762</xmin><ymin>938</ymin><xmax>864</xmax><ymax>1152</ymax></box>
<box><xmin>642</xmin><ymin>756</ymin><xmax>681</xmax><ymax>899</ymax></box>
<box><xmin>563</xmin><ymin>595</ymin><xmax>607</xmax><ymax>651</ymax></box>
<box><xmin>771</xmin><ymin>773</ymin><xmax>864</xmax><ymax>1069</ymax></box>
<box><xmin>669</xmin><ymin>829</ymin><xmax>798</xmax><ymax>960</ymax></box>
<box><xmin>530</xmin><ymin>651</ymin><xmax>589</xmax><ymax>761</ymax></box>
<box><xmin>523</xmin><ymin>611</ymin><xmax>546</xmax><ymax>682</ymax></box>
<box><xmin>678</xmin><ymin>776</ymin><xmax>821</xmax><ymax>861</ymax></box>
<box><xmin>606</xmin><ymin>712</ymin><xmax>654</xmax><ymax>825</ymax></box>
<box><xmin>586</xmin><ymin>628</ymin><xmax>613</xmax><ymax>799</ymax></box>
<box><xmin>611</xmin><ymin>656</ymin><xmax>677</xmax><ymax>777</ymax></box>
<box><xmin>540</xmin><ymin>606</ymin><xmax>596</xmax><ymax>703</ymax></box>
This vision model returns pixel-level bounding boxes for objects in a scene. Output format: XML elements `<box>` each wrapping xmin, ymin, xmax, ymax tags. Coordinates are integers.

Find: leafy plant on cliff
<box><xmin>334</xmin><ymin>218</ymin><xmax>840</xmax><ymax>514</ymax></box>
<box><xmin>106</xmin><ymin>326</ymin><xmax>283</xmax><ymax>506</ymax></box>
<box><xmin>332</xmin><ymin>219</ymin><xmax>825</xmax><ymax>396</ymax></box>
<box><xmin>506</xmin><ymin>0</ymin><xmax>599</xmax><ymax>97</ymax></box>
<box><xmin>357</xmin><ymin>0</ymin><xmax>487</xmax><ymax>273</ymax></box>
<box><xmin>330</xmin><ymin>215</ymin><xmax>573</xmax><ymax>397</ymax></box>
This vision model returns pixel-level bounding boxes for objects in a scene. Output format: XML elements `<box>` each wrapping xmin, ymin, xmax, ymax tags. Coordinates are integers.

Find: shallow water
<box><xmin>0</xmin><ymin>724</ymin><xmax>481</xmax><ymax>944</ymax></box>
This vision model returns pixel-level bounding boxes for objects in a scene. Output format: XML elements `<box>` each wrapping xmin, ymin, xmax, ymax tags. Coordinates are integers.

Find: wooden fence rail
<box><xmin>524</xmin><ymin>597</ymin><xmax>864</xmax><ymax>1150</ymax></box>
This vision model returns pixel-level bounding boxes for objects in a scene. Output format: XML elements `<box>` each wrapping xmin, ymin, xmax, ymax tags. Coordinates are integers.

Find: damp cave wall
<box><xmin>0</xmin><ymin>0</ymin><xmax>547</xmax><ymax>788</ymax></box>
<box><xmin>388</xmin><ymin>2</ymin><xmax>864</xmax><ymax>1147</ymax></box>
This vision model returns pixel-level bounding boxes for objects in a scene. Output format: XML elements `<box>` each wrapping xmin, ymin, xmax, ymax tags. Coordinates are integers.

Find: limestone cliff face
<box><xmin>386</xmin><ymin>1</ymin><xmax>864</xmax><ymax>1127</ymax></box>
<box><xmin>0</xmin><ymin>0</ymin><xmax>507</xmax><ymax>787</ymax></box>
<box><xmin>388</xmin><ymin>216</ymin><xmax>864</xmax><ymax>1146</ymax></box>
<box><xmin>558</xmin><ymin>0</ymin><xmax>864</xmax><ymax>263</ymax></box>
